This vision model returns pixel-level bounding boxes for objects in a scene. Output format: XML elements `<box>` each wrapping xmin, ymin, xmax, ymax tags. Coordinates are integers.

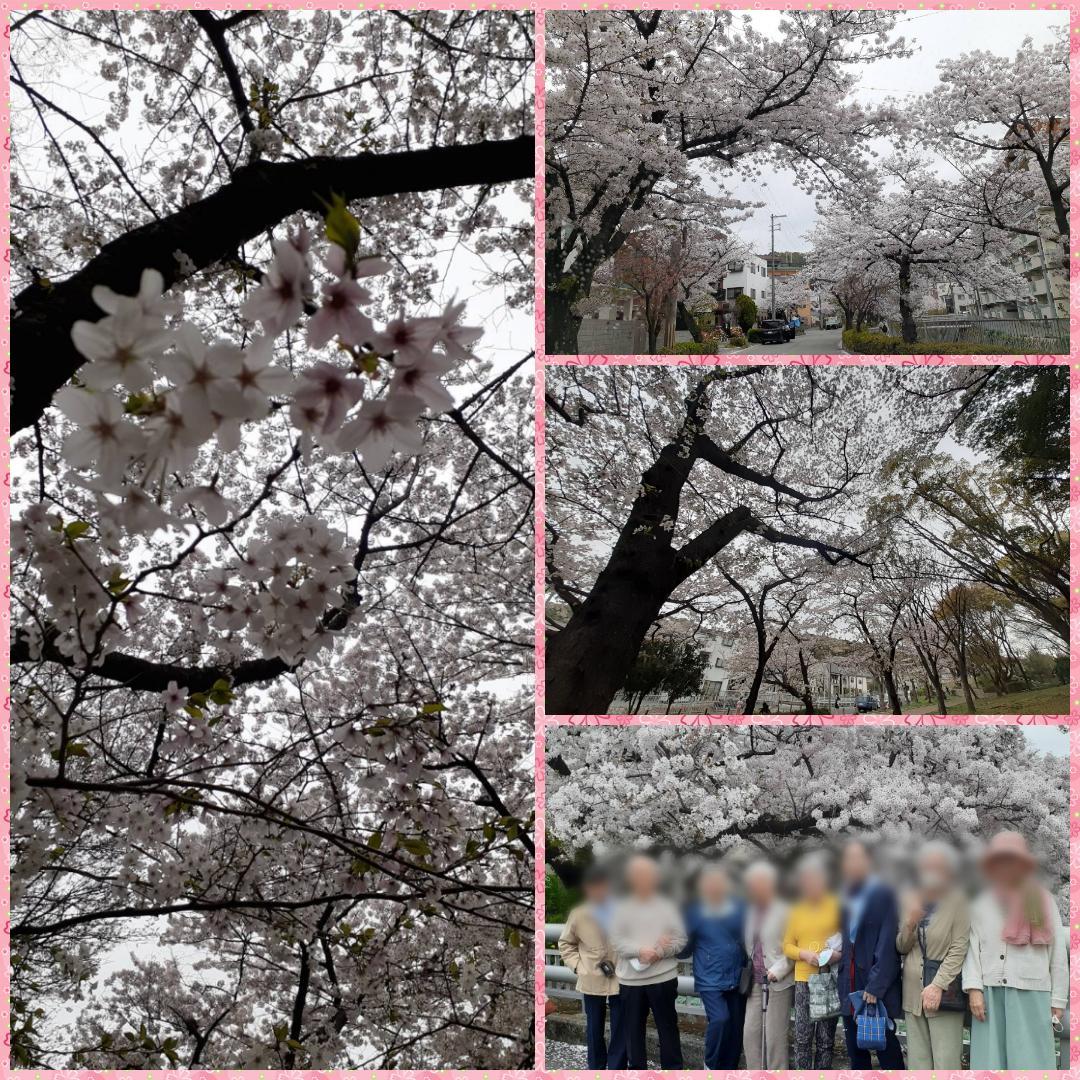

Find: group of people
<box><xmin>556</xmin><ymin>832</ymin><xmax>1067</xmax><ymax>1070</ymax></box>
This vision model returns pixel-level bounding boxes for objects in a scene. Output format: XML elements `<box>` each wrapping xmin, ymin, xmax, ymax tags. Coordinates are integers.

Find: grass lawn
<box><xmin>904</xmin><ymin>683</ymin><xmax>1068</xmax><ymax>715</ymax></box>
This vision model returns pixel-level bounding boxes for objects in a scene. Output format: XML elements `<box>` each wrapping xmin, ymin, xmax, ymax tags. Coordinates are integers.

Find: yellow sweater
<box><xmin>783</xmin><ymin>894</ymin><xmax>841</xmax><ymax>982</ymax></box>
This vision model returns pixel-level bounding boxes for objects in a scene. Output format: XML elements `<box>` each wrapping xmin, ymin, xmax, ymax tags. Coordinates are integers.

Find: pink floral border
<box><xmin>1</xmin><ymin>0</ymin><xmax>1078</xmax><ymax>1077</ymax></box>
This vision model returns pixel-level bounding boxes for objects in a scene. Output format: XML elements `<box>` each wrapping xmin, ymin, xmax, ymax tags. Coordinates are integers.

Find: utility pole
<box><xmin>769</xmin><ymin>213</ymin><xmax>786</xmax><ymax>318</ymax></box>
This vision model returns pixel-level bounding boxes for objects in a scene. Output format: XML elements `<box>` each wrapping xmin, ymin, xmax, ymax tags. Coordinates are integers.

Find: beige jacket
<box><xmin>559</xmin><ymin>903</ymin><xmax>620</xmax><ymax>996</ymax></box>
<box><xmin>896</xmin><ymin>888</ymin><xmax>970</xmax><ymax>1016</ymax></box>
<box><xmin>962</xmin><ymin>890</ymin><xmax>1068</xmax><ymax>1008</ymax></box>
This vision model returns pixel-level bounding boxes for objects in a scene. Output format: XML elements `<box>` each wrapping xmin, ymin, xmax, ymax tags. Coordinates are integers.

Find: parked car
<box><xmin>756</xmin><ymin>319</ymin><xmax>790</xmax><ymax>344</ymax></box>
<box><xmin>855</xmin><ymin>694</ymin><xmax>880</xmax><ymax>713</ymax></box>
<box><xmin>823</xmin><ymin>316</ymin><xmax>843</xmax><ymax>330</ymax></box>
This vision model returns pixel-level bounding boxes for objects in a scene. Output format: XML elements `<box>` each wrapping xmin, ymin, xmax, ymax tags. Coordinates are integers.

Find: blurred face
<box><xmin>984</xmin><ymin>854</ymin><xmax>1030</xmax><ymax>889</ymax></box>
<box><xmin>626</xmin><ymin>856</ymin><xmax>660</xmax><ymax>898</ymax></box>
<box><xmin>917</xmin><ymin>850</ymin><xmax>954</xmax><ymax>897</ymax></box>
<box><xmin>698</xmin><ymin>868</ymin><xmax>729</xmax><ymax>906</ymax></box>
<box><xmin>841</xmin><ymin>842</ymin><xmax>872</xmax><ymax>885</ymax></box>
<box><xmin>746</xmin><ymin>868</ymin><xmax>777</xmax><ymax>907</ymax></box>
<box><xmin>798</xmin><ymin>864</ymin><xmax>827</xmax><ymax>902</ymax></box>
<box><xmin>583</xmin><ymin>877</ymin><xmax>610</xmax><ymax>905</ymax></box>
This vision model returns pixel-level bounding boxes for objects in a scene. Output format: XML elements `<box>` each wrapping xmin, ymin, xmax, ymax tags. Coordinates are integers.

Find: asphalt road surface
<box><xmin>742</xmin><ymin>327</ymin><xmax>845</xmax><ymax>354</ymax></box>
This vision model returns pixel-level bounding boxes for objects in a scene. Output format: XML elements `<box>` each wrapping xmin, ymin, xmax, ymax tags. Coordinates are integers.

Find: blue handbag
<box><xmin>849</xmin><ymin>992</ymin><xmax>893</xmax><ymax>1051</ymax></box>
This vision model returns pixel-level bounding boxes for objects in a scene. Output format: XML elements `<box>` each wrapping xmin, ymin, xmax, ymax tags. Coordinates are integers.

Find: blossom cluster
<box><xmin>19</xmin><ymin>214</ymin><xmax>482</xmax><ymax>691</ymax></box>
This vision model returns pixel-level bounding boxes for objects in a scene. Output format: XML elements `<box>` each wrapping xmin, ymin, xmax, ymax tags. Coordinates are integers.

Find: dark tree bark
<box><xmin>12</xmin><ymin>626</ymin><xmax>291</xmax><ymax>692</ymax></box>
<box><xmin>12</xmin><ymin>134</ymin><xmax>533</xmax><ymax>433</ymax></box>
<box><xmin>897</xmin><ymin>254</ymin><xmax>917</xmax><ymax>344</ymax></box>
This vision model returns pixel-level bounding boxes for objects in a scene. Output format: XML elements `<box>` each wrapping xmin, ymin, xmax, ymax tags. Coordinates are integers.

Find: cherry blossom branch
<box><xmin>11</xmin><ymin>626</ymin><xmax>291</xmax><ymax>693</ymax></box>
<box><xmin>12</xmin><ymin>134</ymin><xmax>533</xmax><ymax>432</ymax></box>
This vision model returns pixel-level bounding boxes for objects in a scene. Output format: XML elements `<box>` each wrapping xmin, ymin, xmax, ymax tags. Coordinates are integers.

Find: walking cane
<box><xmin>760</xmin><ymin>974</ymin><xmax>769</xmax><ymax>1067</ymax></box>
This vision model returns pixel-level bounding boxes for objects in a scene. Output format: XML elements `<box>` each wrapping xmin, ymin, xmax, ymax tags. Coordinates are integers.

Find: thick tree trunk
<box><xmin>954</xmin><ymin>651</ymin><xmax>977</xmax><ymax>712</ymax></box>
<box><xmin>678</xmin><ymin>299</ymin><xmax>703</xmax><ymax>343</ymax></box>
<box><xmin>546</xmin><ymin>558</ymin><xmax>672</xmax><ymax>714</ymax></box>
<box><xmin>742</xmin><ymin>661</ymin><xmax>766</xmax><ymax>716</ymax></box>
<box><xmin>882</xmin><ymin>667</ymin><xmax>902</xmax><ymax>714</ymax></box>
<box><xmin>897</xmin><ymin>256</ymin><xmax>917</xmax><ymax>344</ymax></box>
<box><xmin>545</xmin><ymin>285</ymin><xmax>584</xmax><ymax>356</ymax></box>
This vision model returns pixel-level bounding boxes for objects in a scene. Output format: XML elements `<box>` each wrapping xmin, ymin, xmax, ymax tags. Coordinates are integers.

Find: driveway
<box><xmin>740</xmin><ymin>327</ymin><xmax>845</xmax><ymax>354</ymax></box>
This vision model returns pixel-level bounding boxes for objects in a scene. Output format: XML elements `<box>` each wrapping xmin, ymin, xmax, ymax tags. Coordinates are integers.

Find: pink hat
<box><xmin>981</xmin><ymin>830</ymin><xmax>1037</xmax><ymax>872</ymax></box>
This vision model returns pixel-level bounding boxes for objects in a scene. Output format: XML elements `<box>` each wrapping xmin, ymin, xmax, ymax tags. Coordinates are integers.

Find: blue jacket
<box><xmin>838</xmin><ymin>880</ymin><xmax>902</xmax><ymax>1017</ymax></box>
<box><xmin>680</xmin><ymin>899</ymin><xmax>747</xmax><ymax>991</ymax></box>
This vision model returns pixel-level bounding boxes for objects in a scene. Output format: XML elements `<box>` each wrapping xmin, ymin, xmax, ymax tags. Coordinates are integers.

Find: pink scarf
<box><xmin>999</xmin><ymin>883</ymin><xmax>1055</xmax><ymax>946</ymax></box>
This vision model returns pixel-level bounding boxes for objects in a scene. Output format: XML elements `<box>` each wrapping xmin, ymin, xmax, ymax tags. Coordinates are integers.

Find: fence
<box><xmin>886</xmin><ymin>316</ymin><xmax>1068</xmax><ymax>354</ymax></box>
<box><xmin>576</xmin><ymin>317</ymin><xmax>649</xmax><ymax>355</ymax></box>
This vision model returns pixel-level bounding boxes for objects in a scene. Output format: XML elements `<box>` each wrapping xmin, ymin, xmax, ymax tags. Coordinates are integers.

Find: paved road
<box><xmin>742</xmin><ymin>327</ymin><xmax>845</xmax><ymax>354</ymax></box>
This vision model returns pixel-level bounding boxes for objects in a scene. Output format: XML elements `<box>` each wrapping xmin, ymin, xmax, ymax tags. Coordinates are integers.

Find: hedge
<box><xmin>661</xmin><ymin>340</ymin><xmax>719</xmax><ymax>354</ymax></box>
<box><xmin>747</xmin><ymin>329</ymin><xmax>763</xmax><ymax>344</ymax></box>
<box><xmin>842</xmin><ymin>329</ymin><xmax>1014</xmax><ymax>355</ymax></box>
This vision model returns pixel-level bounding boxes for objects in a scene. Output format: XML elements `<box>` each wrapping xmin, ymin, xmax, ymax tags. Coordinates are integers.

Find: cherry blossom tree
<box><xmin>806</xmin><ymin>161</ymin><xmax>1025</xmax><ymax>342</ymax></box>
<box><xmin>544</xmin><ymin>10</ymin><xmax>910</xmax><ymax>352</ymax></box>
<box><xmin>546</xmin><ymin>725</ymin><xmax>1070</xmax><ymax>907</ymax></box>
<box><xmin>544</xmin><ymin>365</ymin><xmax>929</xmax><ymax>713</ymax></box>
<box><xmin>545</xmin><ymin>365</ymin><xmax>1069</xmax><ymax>715</ymax></box>
<box><xmin>917</xmin><ymin>27</ymin><xmax>1069</xmax><ymax>242</ymax></box>
<box><xmin>11</xmin><ymin>11</ymin><xmax>533</xmax><ymax>1069</ymax></box>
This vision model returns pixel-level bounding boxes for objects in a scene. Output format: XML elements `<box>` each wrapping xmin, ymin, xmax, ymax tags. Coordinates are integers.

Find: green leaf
<box><xmin>368</xmin><ymin>830</ymin><xmax>383</xmax><ymax>850</ymax></box>
<box><xmin>420</xmin><ymin>702</ymin><xmax>445</xmax><ymax>714</ymax></box>
<box><xmin>64</xmin><ymin>521</ymin><xmax>91</xmax><ymax>540</ymax></box>
<box><xmin>212</xmin><ymin>678</ymin><xmax>232</xmax><ymax>692</ymax></box>
<box><xmin>322</xmin><ymin>192</ymin><xmax>361</xmax><ymax>263</ymax></box>
<box><xmin>400</xmin><ymin>836</ymin><xmax>431</xmax><ymax>857</ymax></box>
<box><xmin>183</xmin><ymin>704</ymin><xmax>204</xmax><ymax>720</ymax></box>
<box><xmin>482</xmin><ymin>822</ymin><xmax>495</xmax><ymax>842</ymax></box>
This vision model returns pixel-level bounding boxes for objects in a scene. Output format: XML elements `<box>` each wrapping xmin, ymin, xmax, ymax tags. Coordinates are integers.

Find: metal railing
<box><xmin>887</xmin><ymin>316</ymin><xmax>1068</xmax><ymax>354</ymax></box>
<box><xmin>544</xmin><ymin>924</ymin><xmax>704</xmax><ymax>1015</ymax></box>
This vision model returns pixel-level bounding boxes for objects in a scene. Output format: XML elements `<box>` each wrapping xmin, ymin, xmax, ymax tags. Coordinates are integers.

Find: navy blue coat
<box><xmin>838</xmin><ymin>880</ymin><xmax>902</xmax><ymax>1018</ymax></box>
<box><xmin>681</xmin><ymin>899</ymin><xmax>747</xmax><ymax>991</ymax></box>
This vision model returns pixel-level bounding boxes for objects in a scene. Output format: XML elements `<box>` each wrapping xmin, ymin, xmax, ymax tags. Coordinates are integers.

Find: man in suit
<box><xmin>838</xmin><ymin>839</ymin><xmax>906</xmax><ymax>1069</ymax></box>
<box><xmin>558</xmin><ymin>865</ymin><xmax>627</xmax><ymax>1068</ymax></box>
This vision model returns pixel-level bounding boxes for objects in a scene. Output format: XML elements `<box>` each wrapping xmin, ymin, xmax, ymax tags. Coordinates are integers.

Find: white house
<box><xmin>719</xmin><ymin>256</ymin><xmax>773</xmax><ymax>310</ymax></box>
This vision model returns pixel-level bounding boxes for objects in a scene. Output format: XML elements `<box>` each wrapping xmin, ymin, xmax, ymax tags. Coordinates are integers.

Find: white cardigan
<box><xmin>961</xmin><ymin>891</ymin><xmax>1068</xmax><ymax>1008</ymax></box>
<box><xmin>743</xmin><ymin>898</ymin><xmax>796</xmax><ymax>992</ymax></box>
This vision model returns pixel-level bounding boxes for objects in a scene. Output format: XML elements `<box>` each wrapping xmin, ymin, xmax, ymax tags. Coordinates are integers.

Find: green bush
<box><xmin>545</xmin><ymin>870</ymin><xmax>579</xmax><ymax>922</ymax></box>
<box><xmin>734</xmin><ymin>293</ymin><xmax>758</xmax><ymax>333</ymax></box>
<box><xmin>747</xmin><ymin>329</ymin><xmax>763</xmax><ymax>344</ymax></box>
<box><xmin>842</xmin><ymin>329</ymin><xmax>1015</xmax><ymax>355</ymax></box>
<box><xmin>728</xmin><ymin>333</ymin><xmax>748</xmax><ymax>348</ymax></box>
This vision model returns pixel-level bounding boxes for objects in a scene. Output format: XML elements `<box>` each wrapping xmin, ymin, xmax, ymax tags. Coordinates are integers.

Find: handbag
<box><xmin>854</xmin><ymin>997</ymin><xmax>889</xmax><ymax>1051</ymax></box>
<box><xmin>808</xmin><ymin>968</ymin><xmax>841</xmax><ymax>1020</ymax></box>
<box><xmin>918</xmin><ymin>922</ymin><xmax>967</xmax><ymax>1013</ymax></box>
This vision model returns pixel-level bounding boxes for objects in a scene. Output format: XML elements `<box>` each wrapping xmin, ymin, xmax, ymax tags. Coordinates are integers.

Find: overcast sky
<box><xmin>715</xmin><ymin>11</ymin><xmax>1068</xmax><ymax>255</ymax></box>
<box><xmin>1023</xmin><ymin>724</ymin><xmax>1069</xmax><ymax>758</ymax></box>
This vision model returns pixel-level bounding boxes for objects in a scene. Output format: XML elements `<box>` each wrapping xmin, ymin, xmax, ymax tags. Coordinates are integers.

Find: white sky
<box><xmin>1022</xmin><ymin>724</ymin><xmax>1069</xmax><ymax>757</ymax></box>
<box><xmin>715</xmin><ymin>11</ymin><xmax>1069</xmax><ymax>255</ymax></box>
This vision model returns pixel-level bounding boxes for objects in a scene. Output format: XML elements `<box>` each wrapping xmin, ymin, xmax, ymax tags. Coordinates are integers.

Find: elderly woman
<box><xmin>742</xmin><ymin>860</ymin><xmax>794</xmax><ymax>1069</ymax></box>
<box><xmin>896</xmin><ymin>841</ymin><xmax>970</xmax><ymax>1069</ymax></box>
<box><xmin>962</xmin><ymin>831</ymin><xmax>1067</xmax><ymax>1069</ymax></box>
<box><xmin>782</xmin><ymin>854</ymin><xmax>841</xmax><ymax>1070</ymax></box>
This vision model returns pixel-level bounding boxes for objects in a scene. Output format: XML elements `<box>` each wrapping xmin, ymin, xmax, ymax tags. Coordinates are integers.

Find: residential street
<box><xmin>742</xmin><ymin>327</ymin><xmax>844</xmax><ymax>354</ymax></box>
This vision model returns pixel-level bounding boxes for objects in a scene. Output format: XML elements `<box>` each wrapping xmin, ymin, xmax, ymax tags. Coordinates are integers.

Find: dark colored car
<box><xmin>855</xmin><ymin>694</ymin><xmax>880</xmax><ymax>713</ymax></box>
<box><xmin>756</xmin><ymin>319</ymin><xmax>789</xmax><ymax>344</ymax></box>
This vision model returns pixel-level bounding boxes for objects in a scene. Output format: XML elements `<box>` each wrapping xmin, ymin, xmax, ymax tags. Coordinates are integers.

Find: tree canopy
<box><xmin>11</xmin><ymin>11</ymin><xmax>534</xmax><ymax>1069</ymax></box>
